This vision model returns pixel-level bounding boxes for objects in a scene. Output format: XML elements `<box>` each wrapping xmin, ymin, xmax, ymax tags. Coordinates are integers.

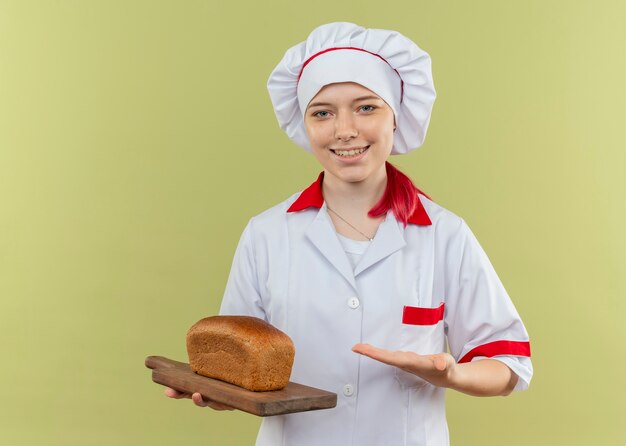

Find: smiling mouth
<box><xmin>330</xmin><ymin>146</ymin><xmax>370</xmax><ymax>157</ymax></box>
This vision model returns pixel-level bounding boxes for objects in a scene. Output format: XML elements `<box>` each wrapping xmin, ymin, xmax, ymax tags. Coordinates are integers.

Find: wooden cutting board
<box><xmin>145</xmin><ymin>356</ymin><xmax>337</xmax><ymax>417</ymax></box>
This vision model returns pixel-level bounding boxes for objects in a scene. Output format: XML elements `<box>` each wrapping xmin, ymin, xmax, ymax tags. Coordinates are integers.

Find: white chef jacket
<box><xmin>219</xmin><ymin>172</ymin><xmax>532</xmax><ymax>446</ymax></box>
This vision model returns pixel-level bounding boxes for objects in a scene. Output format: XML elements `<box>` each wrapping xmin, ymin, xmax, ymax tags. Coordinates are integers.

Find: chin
<box><xmin>333</xmin><ymin>170</ymin><xmax>371</xmax><ymax>184</ymax></box>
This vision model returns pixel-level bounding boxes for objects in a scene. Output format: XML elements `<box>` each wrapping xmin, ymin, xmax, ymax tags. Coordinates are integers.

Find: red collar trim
<box><xmin>286</xmin><ymin>171</ymin><xmax>326</xmax><ymax>212</ymax></box>
<box><xmin>286</xmin><ymin>171</ymin><xmax>432</xmax><ymax>226</ymax></box>
<box><xmin>408</xmin><ymin>194</ymin><xmax>432</xmax><ymax>226</ymax></box>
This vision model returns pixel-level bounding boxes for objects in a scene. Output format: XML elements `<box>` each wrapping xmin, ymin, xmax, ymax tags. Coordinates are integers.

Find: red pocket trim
<box><xmin>402</xmin><ymin>303</ymin><xmax>445</xmax><ymax>325</ymax></box>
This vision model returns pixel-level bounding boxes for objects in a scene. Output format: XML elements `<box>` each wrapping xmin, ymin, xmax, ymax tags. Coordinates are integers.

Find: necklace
<box><xmin>326</xmin><ymin>205</ymin><xmax>374</xmax><ymax>241</ymax></box>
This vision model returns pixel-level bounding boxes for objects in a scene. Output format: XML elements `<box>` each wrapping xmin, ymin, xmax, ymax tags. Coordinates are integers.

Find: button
<box><xmin>347</xmin><ymin>297</ymin><xmax>360</xmax><ymax>309</ymax></box>
<box><xmin>343</xmin><ymin>384</ymin><xmax>355</xmax><ymax>397</ymax></box>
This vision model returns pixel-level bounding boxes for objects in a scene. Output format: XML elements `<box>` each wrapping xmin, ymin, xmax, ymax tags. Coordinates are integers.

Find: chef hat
<box><xmin>267</xmin><ymin>22</ymin><xmax>436</xmax><ymax>155</ymax></box>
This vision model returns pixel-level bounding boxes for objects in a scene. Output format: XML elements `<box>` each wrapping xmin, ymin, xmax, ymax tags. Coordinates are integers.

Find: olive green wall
<box><xmin>1</xmin><ymin>0</ymin><xmax>624</xmax><ymax>444</ymax></box>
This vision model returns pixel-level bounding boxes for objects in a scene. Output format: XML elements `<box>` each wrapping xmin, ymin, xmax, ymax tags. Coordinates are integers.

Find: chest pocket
<box><xmin>394</xmin><ymin>303</ymin><xmax>446</xmax><ymax>388</ymax></box>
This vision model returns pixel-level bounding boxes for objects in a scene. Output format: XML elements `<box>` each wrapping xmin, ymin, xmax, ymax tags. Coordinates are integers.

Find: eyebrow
<box><xmin>307</xmin><ymin>95</ymin><xmax>383</xmax><ymax>109</ymax></box>
<box><xmin>306</xmin><ymin>101</ymin><xmax>331</xmax><ymax>108</ymax></box>
<box><xmin>352</xmin><ymin>95</ymin><xmax>383</xmax><ymax>102</ymax></box>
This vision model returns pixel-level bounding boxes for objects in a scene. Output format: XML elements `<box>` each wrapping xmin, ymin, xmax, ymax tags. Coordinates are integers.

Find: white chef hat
<box><xmin>267</xmin><ymin>22</ymin><xmax>436</xmax><ymax>155</ymax></box>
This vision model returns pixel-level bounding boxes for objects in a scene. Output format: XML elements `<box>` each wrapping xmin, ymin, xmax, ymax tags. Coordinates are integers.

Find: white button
<box><xmin>347</xmin><ymin>297</ymin><xmax>360</xmax><ymax>309</ymax></box>
<box><xmin>343</xmin><ymin>384</ymin><xmax>355</xmax><ymax>397</ymax></box>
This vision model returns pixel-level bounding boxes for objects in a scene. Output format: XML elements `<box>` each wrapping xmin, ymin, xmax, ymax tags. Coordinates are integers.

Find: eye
<box><xmin>359</xmin><ymin>105</ymin><xmax>377</xmax><ymax>112</ymax></box>
<box><xmin>312</xmin><ymin>110</ymin><xmax>330</xmax><ymax>118</ymax></box>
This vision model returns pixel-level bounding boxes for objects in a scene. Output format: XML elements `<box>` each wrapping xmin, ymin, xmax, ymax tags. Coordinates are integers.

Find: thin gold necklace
<box><xmin>326</xmin><ymin>205</ymin><xmax>374</xmax><ymax>241</ymax></box>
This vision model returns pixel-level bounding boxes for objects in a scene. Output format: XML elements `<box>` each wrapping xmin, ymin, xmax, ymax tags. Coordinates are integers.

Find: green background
<box><xmin>1</xmin><ymin>0</ymin><xmax>624</xmax><ymax>444</ymax></box>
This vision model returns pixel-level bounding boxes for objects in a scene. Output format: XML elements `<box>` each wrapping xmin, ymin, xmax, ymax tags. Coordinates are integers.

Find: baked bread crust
<box><xmin>186</xmin><ymin>315</ymin><xmax>295</xmax><ymax>391</ymax></box>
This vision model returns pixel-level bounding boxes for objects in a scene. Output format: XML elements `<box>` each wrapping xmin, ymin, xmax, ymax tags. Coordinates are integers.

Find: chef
<box><xmin>166</xmin><ymin>22</ymin><xmax>533</xmax><ymax>445</ymax></box>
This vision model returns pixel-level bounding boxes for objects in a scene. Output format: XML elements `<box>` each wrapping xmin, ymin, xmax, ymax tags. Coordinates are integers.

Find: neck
<box><xmin>322</xmin><ymin>165</ymin><xmax>388</xmax><ymax>214</ymax></box>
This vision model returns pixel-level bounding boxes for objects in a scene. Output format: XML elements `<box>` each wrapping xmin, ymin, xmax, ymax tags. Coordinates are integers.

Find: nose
<box><xmin>334</xmin><ymin>112</ymin><xmax>358</xmax><ymax>141</ymax></box>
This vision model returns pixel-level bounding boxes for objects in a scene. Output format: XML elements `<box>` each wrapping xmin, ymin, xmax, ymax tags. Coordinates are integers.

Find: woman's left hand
<box><xmin>352</xmin><ymin>343</ymin><xmax>458</xmax><ymax>389</ymax></box>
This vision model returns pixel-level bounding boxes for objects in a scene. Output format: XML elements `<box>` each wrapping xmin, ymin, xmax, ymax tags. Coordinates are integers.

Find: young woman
<box><xmin>166</xmin><ymin>22</ymin><xmax>532</xmax><ymax>446</ymax></box>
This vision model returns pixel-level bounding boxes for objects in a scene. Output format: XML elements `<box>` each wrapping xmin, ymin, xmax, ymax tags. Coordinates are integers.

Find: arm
<box><xmin>444</xmin><ymin>219</ymin><xmax>533</xmax><ymax>392</ymax></box>
<box><xmin>354</xmin><ymin>219</ymin><xmax>530</xmax><ymax>396</ymax></box>
<box><xmin>352</xmin><ymin>344</ymin><xmax>518</xmax><ymax>397</ymax></box>
<box><xmin>451</xmin><ymin>358</ymin><xmax>518</xmax><ymax>396</ymax></box>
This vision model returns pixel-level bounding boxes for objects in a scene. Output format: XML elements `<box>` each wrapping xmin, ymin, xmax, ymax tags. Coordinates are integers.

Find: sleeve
<box><xmin>218</xmin><ymin>219</ymin><xmax>267</xmax><ymax>320</ymax></box>
<box><xmin>444</xmin><ymin>219</ymin><xmax>533</xmax><ymax>391</ymax></box>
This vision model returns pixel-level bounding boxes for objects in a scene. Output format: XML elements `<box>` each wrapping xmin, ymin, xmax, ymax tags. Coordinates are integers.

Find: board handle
<box><xmin>145</xmin><ymin>355</ymin><xmax>187</xmax><ymax>370</ymax></box>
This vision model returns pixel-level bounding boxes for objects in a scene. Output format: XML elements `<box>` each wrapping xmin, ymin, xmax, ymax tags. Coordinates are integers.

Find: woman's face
<box><xmin>303</xmin><ymin>82</ymin><xmax>395</xmax><ymax>185</ymax></box>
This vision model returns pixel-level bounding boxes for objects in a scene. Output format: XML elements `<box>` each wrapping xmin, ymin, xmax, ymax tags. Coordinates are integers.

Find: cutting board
<box><xmin>145</xmin><ymin>356</ymin><xmax>337</xmax><ymax>417</ymax></box>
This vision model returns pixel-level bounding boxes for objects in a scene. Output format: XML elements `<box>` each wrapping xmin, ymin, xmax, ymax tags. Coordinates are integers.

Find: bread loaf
<box><xmin>186</xmin><ymin>315</ymin><xmax>295</xmax><ymax>391</ymax></box>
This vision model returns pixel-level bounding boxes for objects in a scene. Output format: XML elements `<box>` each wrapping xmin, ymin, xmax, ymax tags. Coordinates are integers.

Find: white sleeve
<box><xmin>444</xmin><ymin>220</ymin><xmax>533</xmax><ymax>391</ymax></box>
<box><xmin>218</xmin><ymin>219</ymin><xmax>267</xmax><ymax>320</ymax></box>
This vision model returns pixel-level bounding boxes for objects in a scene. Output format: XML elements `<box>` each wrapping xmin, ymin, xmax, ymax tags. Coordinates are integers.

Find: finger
<box><xmin>192</xmin><ymin>393</ymin><xmax>235</xmax><ymax>411</ymax></box>
<box><xmin>354</xmin><ymin>344</ymin><xmax>447</xmax><ymax>374</ymax></box>
<box><xmin>192</xmin><ymin>392</ymin><xmax>210</xmax><ymax>407</ymax></box>
<box><xmin>164</xmin><ymin>387</ymin><xmax>190</xmax><ymax>399</ymax></box>
<box><xmin>352</xmin><ymin>343</ymin><xmax>409</xmax><ymax>367</ymax></box>
<box><xmin>352</xmin><ymin>343</ymin><xmax>391</xmax><ymax>361</ymax></box>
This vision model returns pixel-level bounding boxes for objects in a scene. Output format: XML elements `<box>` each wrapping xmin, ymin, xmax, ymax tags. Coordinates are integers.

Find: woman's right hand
<box><xmin>164</xmin><ymin>387</ymin><xmax>235</xmax><ymax>411</ymax></box>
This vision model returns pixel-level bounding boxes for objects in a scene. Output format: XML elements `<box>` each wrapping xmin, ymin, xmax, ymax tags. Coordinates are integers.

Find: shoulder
<box><xmin>418</xmin><ymin>194</ymin><xmax>467</xmax><ymax>234</ymax></box>
<box><xmin>245</xmin><ymin>191</ymin><xmax>304</xmax><ymax>234</ymax></box>
<box><xmin>417</xmin><ymin>195</ymin><xmax>493</xmax><ymax>260</ymax></box>
<box><xmin>251</xmin><ymin>191</ymin><xmax>300</xmax><ymax>220</ymax></box>
<box><xmin>237</xmin><ymin>191</ymin><xmax>308</xmax><ymax>260</ymax></box>
<box><xmin>412</xmin><ymin>194</ymin><xmax>485</xmax><ymax>255</ymax></box>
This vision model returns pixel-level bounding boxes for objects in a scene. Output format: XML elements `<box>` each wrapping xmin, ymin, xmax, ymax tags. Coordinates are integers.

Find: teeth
<box><xmin>334</xmin><ymin>147</ymin><xmax>366</xmax><ymax>156</ymax></box>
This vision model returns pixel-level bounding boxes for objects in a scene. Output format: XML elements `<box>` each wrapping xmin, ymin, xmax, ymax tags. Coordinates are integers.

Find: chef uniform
<box><xmin>220</xmin><ymin>22</ymin><xmax>532</xmax><ymax>446</ymax></box>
